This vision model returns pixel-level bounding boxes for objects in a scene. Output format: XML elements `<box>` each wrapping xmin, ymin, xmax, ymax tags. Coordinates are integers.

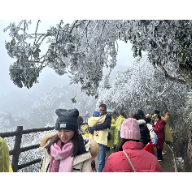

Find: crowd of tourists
<box><xmin>0</xmin><ymin>104</ymin><xmax>173</xmax><ymax>172</ymax></box>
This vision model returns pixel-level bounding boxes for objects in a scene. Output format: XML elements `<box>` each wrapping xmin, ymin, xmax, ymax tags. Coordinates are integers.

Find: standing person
<box><xmin>133</xmin><ymin>112</ymin><xmax>151</xmax><ymax>148</ymax></box>
<box><xmin>103</xmin><ymin>118</ymin><xmax>162</xmax><ymax>172</ymax></box>
<box><xmin>152</xmin><ymin>115</ymin><xmax>166</xmax><ymax>161</ymax></box>
<box><xmin>88</xmin><ymin>104</ymin><xmax>111</xmax><ymax>172</ymax></box>
<box><xmin>114</xmin><ymin>110</ymin><xmax>126</xmax><ymax>147</ymax></box>
<box><xmin>39</xmin><ymin>108</ymin><xmax>99</xmax><ymax>172</ymax></box>
<box><xmin>0</xmin><ymin>137</ymin><xmax>13</xmax><ymax>172</ymax></box>
<box><xmin>161</xmin><ymin>111</ymin><xmax>173</xmax><ymax>146</ymax></box>
<box><xmin>153</xmin><ymin>110</ymin><xmax>173</xmax><ymax>146</ymax></box>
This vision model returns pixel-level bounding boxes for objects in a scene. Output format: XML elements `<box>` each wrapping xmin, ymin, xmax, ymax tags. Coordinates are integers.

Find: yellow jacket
<box><xmin>111</xmin><ymin>118</ymin><xmax>116</xmax><ymax>129</ymax></box>
<box><xmin>116</xmin><ymin>115</ymin><xmax>125</xmax><ymax>131</ymax></box>
<box><xmin>161</xmin><ymin>115</ymin><xmax>173</xmax><ymax>142</ymax></box>
<box><xmin>88</xmin><ymin>115</ymin><xmax>109</xmax><ymax>146</ymax></box>
<box><xmin>161</xmin><ymin>114</ymin><xmax>169</xmax><ymax>122</ymax></box>
<box><xmin>0</xmin><ymin>137</ymin><xmax>13</xmax><ymax>172</ymax></box>
<box><xmin>82</xmin><ymin>124</ymin><xmax>89</xmax><ymax>138</ymax></box>
<box><xmin>107</xmin><ymin>118</ymin><xmax>116</xmax><ymax>147</ymax></box>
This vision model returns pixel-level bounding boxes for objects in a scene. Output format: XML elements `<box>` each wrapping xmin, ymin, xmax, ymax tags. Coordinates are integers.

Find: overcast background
<box><xmin>0</xmin><ymin>20</ymin><xmax>135</xmax><ymax>115</ymax></box>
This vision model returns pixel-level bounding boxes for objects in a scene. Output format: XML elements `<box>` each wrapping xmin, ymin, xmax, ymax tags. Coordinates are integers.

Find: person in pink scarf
<box><xmin>39</xmin><ymin>108</ymin><xmax>99</xmax><ymax>172</ymax></box>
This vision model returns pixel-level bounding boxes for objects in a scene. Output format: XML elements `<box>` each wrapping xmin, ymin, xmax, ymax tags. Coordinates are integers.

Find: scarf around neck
<box><xmin>49</xmin><ymin>139</ymin><xmax>74</xmax><ymax>172</ymax></box>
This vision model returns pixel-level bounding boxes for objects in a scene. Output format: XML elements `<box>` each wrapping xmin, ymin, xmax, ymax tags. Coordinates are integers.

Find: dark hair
<box><xmin>77</xmin><ymin>116</ymin><xmax>83</xmax><ymax>129</ymax></box>
<box><xmin>99</xmin><ymin>104</ymin><xmax>107</xmax><ymax>110</ymax></box>
<box><xmin>116</xmin><ymin>138</ymin><xmax>140</xmax><ymax>152</ymax></box>
<box><xmin>133</xmin><ymin>114</ymin><xmax>141</xmax><ymax>120</ymax></box>
<box><xmin>156</xmin><ymin>115</ymin><xmax>161</xmax><ymax>121</ymax></box>
<box><xmin>145</xmin><ymin>118</ymin><xmax>151</xmax><ymax>124</ymax></box>
<box><xmin>45</xmin><ymin>131</ymin><xmax>86</xmax><ymax>157</ymax></box>
<box><xmin>119</xmin><ymin>111</ymin><xmax>126</xmax><ymax>118</ymax></box>
<box><xmin>154</xmin><ymin>110</ymin><xmax>160</xmax><ymax>115</ymax></box>
<box><xmin>137</xmin><ymin>109</ymin><xmax>145</xmax><ymax>117</ymax></box>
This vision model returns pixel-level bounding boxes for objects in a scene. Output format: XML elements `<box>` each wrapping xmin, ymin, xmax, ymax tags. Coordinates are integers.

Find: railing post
<box><xmin>12</xmin><ymin>126</ymin><xmax>23</xmax><ymax>172</ymax></box>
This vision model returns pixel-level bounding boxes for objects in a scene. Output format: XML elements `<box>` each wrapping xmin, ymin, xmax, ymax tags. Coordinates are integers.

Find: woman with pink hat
<box><xmin>102</xmin><ymin>118</ymin><xmax>162</xmax><ymax>172</ymax></box>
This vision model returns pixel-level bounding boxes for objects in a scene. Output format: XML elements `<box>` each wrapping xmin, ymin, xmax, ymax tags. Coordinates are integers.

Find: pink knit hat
<box><xmin>120</xmin><ymin>118</ymin><xmax>141</xmax><ymax>140</ymax></box>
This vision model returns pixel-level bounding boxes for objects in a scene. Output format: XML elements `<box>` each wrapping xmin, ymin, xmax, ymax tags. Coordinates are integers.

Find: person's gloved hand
<box><xmin>88</xmin><ymin>126</ymin><xmax>95</xmax><ymax>134</ymax></box>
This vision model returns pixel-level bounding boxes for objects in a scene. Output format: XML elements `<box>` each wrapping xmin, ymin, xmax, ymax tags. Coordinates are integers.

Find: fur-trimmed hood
<box><xmin>40</xmin><ymin>132</ymin><xmax>99</xmax><ymax>158</ymax></box>
<box><xmin>137</xmin><ymin>119</ymin><xmax>146</xmax><ymax>125</ymax></box>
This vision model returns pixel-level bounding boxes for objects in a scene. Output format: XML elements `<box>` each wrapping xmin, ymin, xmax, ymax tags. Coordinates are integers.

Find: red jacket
<box><xmin>143</xmin><ymin>141</ymin><xmax>155</xmax><ymax>155</ymax></box>
<box><xmin>153</xmin><ymin>120</ymin><xmax>166</xmax><ymax>149</ymax></box>
<box><xmin>102</xmin><ymin>141</ymin><xmax>162</xmax><ymax>172</ymax></box>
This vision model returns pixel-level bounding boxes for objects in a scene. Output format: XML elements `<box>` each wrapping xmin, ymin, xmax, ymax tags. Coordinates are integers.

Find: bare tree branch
<box><xmin>158</xmin><ymin>64</ymin><xmax>187</xmax><ymax>85</ymax></box>
<box><xmin>34</xmin><ymin>20</ymin><xmax>41</xmax><ymax>46</ymax></box>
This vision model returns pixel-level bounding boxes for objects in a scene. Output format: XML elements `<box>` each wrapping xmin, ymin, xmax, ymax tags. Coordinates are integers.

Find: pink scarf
<box><xmin>49</xmin><ymin>139</ymin><xmax>74</xmax><ymax>172</ymax></box>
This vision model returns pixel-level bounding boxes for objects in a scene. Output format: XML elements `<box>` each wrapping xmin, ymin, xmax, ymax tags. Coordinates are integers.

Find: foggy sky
<box><xmin>0</xmin><ymin>20</ymin><xmax>135</xmax><ymax>113</ymax></box>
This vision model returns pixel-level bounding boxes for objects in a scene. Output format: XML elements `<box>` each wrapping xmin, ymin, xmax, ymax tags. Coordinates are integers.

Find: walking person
<box><xmin>133</xmin><ymin>110</ymin><xmax>151</xmax><ymax>148</ymax></box>
<box><xmin>114</xmin><ymin>110</ymin><xmax>126</xmax><ymax>147</ymax></box>
<box><xmin>88</xmin><ymin>104</ymin><xmax>111</xmax><ymax>172</ymax></box>
<box><xmin>102</xmin><ymin>118</ymin><xmax>162</xmax><ymax>172</ymax></box>
<box><xmin>151</xmin><ymin>115</ymin><xmax>166</xmax><ymax>161</ymax></box>
<box><xmin>39</xmin><ymin>108</ymin><xmax>99</xmax><ymax>172</ymax></box>
<box><xmin>0</xmin><ymin>136</ymin><xmax>13</xmax><ymax>172</ymax></box>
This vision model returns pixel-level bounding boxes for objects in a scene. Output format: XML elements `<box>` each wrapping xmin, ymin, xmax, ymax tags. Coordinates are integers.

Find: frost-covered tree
<box><xmin>97</xmin><ymin>55</ymin><xmax>189</xmax><ymax>130</ymax></box>
<box><xmin>4</xmin><ymin>20</ymin><xmax>192</xmax><ymax>97</ymax></box>
<box><xmin>31</xmin><ymin>84</ymin><xmax>97</xmax><ymax>125</ymax></box>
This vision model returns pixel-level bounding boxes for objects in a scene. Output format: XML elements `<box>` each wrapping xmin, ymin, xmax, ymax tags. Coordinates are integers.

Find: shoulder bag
<box><xmin>123</xmin><ymin>150</ymin><xmax>136</xmax><ymax>172</ymax></box>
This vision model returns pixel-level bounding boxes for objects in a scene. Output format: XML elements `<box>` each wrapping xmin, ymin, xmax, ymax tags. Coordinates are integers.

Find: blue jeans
<box><xmin>98</xmin><ymin>143</ymin><xmax>107</xmax><ymax>172</ymax></box>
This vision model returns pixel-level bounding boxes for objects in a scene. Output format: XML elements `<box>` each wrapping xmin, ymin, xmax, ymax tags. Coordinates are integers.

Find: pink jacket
<box><xmin>103</xmin><ymin>141</ymin><xmax>162</xmax><ymax>172</ymax></box>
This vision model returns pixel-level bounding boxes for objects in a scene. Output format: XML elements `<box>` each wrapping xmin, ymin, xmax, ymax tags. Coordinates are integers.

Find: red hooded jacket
<box><xmin>102</xmin><ymin>141</ymin><xmax>162</xmax><ymax>172</ymax></box>
<box><xmin>153</xmin><ymin>120</ymin><xmax>166</xmax><ymax>149</ymax></box>
<box><xmin>143</xmin><ymin>141</ymin><xmax>155</xmax><ymax>155</ymax></box>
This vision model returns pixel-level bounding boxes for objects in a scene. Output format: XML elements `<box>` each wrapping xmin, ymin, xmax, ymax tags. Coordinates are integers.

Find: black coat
<box><xmin>137</xmin><ymin>119</ymin><xmax>151</xmax><ymax>148</ymax></box>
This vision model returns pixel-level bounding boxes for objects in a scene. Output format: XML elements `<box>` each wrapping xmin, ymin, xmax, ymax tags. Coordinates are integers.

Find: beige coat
<box><xmin>39</xmin><ymin>132</ymin><xmax>99</xmax><ymax>172</ymax></box>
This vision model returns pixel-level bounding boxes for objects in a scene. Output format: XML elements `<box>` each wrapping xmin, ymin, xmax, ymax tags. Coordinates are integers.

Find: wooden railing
<box><xmin>0</xmin><ymin>123</ymin><xmax>88</xmax><ymax>172</ymax></box>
